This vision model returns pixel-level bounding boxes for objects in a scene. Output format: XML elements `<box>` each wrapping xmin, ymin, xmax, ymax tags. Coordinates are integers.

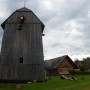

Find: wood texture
<box><xmin>45</xmin><ymin>56</ymin><xmax>78</xmax><ymax>76</ymax></box>
<box><xmin>0</xmin><ymin>7</ymin><xmax>45</xmax><ymax>82</ymax></box>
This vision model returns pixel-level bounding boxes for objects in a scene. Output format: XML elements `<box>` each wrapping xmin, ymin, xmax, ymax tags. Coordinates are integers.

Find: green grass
<box><xmin>0</xmin><ymin>75</ymin><xmax>90</xmax><ymax>90</ymax></box>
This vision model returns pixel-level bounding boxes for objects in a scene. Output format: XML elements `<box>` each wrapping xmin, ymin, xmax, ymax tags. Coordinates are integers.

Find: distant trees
<box><xmin>80</xmin><ymin>65</ymin><xmax>86</xmax><ymax>72</ymax></box>
<box><xmin>82</xmin><ymin>57</ymin><xmax>90</xmax><ymax>61</ymax></box>
<box><xmin>81</xmin><ymin>57</ymin><xmax>90</xmax><ymax>69</ymax></box>
<box><xmin>74</xmin><ymin>57</ymin><xmax>90</xmax><ymax>70</ymax></box>
<box><xmin>80</xmin><ymin>65</ymin><xmax>86</xmax><ymax>78</ymax></box>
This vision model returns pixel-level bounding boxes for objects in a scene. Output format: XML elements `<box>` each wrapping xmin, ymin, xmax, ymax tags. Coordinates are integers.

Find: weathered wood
<box><xmin>0</xmin><ymin>7</ymin><xmax>45</xmax><ymax>83</ymax></box>
<box><xmin>45</xmin><ymin>55</ymin><xmax>78</xmax><ymax>76</ymax></box>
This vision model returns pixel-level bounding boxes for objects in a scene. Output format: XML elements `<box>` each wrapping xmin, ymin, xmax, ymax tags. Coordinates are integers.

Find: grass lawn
<box><xmin>0</xmin><ymin>75</ymin><xmax>90</xmax><ymax>90</ymax></box>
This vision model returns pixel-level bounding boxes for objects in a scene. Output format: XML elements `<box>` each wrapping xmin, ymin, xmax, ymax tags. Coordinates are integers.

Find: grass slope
<box><xmin>0</xmin><ymin>75</ymin><xmax>90</xmax><ymax>90</ymax></box>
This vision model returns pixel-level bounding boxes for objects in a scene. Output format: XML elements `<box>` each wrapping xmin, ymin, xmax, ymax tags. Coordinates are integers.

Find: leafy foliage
<box><xmin>80</xmin><ymin>65</ymin><xmax>86</xmax><ymax>72</ymax></box>
<box><xmin>81</xmin><ymin>57</ymin><xmax>90</xmax><ymax>69</ymax></box>
<box><xmin>83</xmin><ymin>57</ymin><xmax>90</xmax><ymax>61</ymax></box>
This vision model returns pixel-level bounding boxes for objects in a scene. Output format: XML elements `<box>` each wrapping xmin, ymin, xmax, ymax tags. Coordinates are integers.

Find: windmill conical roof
<box><xmin>17</xmin><ymin>7</ymin><xmax>31</xmax><ymax>12</ymax></box>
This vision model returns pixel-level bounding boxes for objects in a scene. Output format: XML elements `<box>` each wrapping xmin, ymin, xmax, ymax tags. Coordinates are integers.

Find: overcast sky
<box><xmin>0</xmin><ymin>0</ymin><xmax>90</xmax><ymax>60</ymax></box>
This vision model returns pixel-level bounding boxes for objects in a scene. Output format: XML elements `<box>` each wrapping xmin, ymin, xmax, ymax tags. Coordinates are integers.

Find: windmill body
<box><xmin>0</xmin><ymin>7</ymin><xmax>45</xmax><ymax>83</ymax></box>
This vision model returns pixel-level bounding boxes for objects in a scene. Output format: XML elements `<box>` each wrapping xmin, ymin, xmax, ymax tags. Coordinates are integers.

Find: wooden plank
<box><xmin>0</xmin><ymin>8</ymin><xmax>45</xmax><ymax>82</ymax></box>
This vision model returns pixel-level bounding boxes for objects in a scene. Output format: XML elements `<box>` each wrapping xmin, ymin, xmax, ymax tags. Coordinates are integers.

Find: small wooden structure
<box><xmin>0</xmin><ymin>7</ymin><xmax>45</xmax><ymax>83</ymax></box>
<box><xmin>74</xmin><ymin>60</ymin><xmax>82</xmax><ymax>68</ymax></box>
<box><xmin>45</xmin><ymin>55</ymin><xmax>78</xmax><ymax>76</ymax></box>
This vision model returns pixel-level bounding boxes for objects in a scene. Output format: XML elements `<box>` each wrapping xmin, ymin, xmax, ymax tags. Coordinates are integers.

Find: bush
<box><xmin>73</xmin><ymin>69</ymin><xmax>90</xmax><ymax>75</ymax></box>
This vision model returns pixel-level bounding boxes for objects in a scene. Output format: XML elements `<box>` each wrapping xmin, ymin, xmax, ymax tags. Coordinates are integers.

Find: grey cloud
<box><xmin>0</xmin><ymin>0</ymin><xmax>90</xmax><ymax>60</ymax></box>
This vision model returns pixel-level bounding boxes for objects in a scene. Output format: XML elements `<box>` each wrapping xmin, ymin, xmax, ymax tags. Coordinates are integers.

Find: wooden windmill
<box><xmin>0</xmin><ymin>7</ymin><xmax>45</xmax><ymax>83</ymax></box>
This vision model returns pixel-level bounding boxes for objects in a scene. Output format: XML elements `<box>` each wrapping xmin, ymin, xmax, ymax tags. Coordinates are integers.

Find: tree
<box><xmin>82</xmin><ymin>57</ymin><xmax>90</xmax><ymax>69</ymax></box>
<box><xmin>80</xmin><ymin>65</ymin><xmax>86</xmax><ymax>79</ymax></box>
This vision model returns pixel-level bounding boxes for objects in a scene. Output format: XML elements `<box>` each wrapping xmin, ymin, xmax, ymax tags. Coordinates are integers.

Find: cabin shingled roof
<box><xmin>44</xmin><ymin>55</ymin><xmax>78</xmax><ymax>69</ymax></box>
<box><xmin>44</xmin><ymin>55</ymin><xmax>67</xmax><ymax>69</ymax></box>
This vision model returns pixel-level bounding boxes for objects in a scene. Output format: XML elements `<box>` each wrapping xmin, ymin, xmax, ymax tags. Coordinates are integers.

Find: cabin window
<box><xmin>20</xmin><ymin>57</ymin><xmax>23</xmax><ymax>63</ymax></box>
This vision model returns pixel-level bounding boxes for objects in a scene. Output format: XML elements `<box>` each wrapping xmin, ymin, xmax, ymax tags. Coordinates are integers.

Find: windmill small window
<box><xmin>18</xmin><ymin>24</ymin><xmax>22</xmax><ymax>30</ymax></box>
<box><xmin>20</xmin><ymin>57</ymin><xmax>23</xmax><ymax>63</ymax></box>
<box><xmin>20</xmin><ymin>16</ymin><xmax>25</xmax><ymax>24</ymax></box>
<box><xmin>17</xmin><ymin>16</ymin><xmax>25</xmax><ymax>30</ymax></box>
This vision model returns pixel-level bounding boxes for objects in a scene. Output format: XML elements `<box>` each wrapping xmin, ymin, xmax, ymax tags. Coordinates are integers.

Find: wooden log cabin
<box><xmin>0</xmin><ymin>7</ymin><xmax>45</xmax><ymax>83</ymax></box>
<box><xmin>45</xmin><ymin>55</ymin><xmax>78</xmax><ymax>76</ymax></box>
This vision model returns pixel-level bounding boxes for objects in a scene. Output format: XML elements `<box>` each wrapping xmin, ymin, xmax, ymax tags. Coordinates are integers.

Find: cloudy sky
<box><xmin>0</xmin><ymin>0</ymin><xmax>90</xmax><ymax>60</ymax></box>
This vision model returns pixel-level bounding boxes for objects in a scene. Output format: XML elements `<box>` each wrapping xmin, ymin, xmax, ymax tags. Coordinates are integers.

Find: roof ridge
<box><xmin>46</xmin><ymin>55</ymin><xmax>68</xmax><ymax>61</ymax></box>
<box><xmin>17</xmin><ymin>7</ymin><xmax>31</xmax><ymax>11</ymax></box>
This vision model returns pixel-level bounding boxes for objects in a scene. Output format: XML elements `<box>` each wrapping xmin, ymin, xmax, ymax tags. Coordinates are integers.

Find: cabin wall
<box><xmin>45</xmin><ymin>69</ymin><xmax>57</xmax><ymax>76</ymax></box>
<box><xmin>57</xmin><ymin>58</ymin><xmax>74</xmax><ymax>75</ymax></box>
<box><xmin>57</xmin><ymin>58</ymin><xmax>74</xmax><ymax>68</ymax></box>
